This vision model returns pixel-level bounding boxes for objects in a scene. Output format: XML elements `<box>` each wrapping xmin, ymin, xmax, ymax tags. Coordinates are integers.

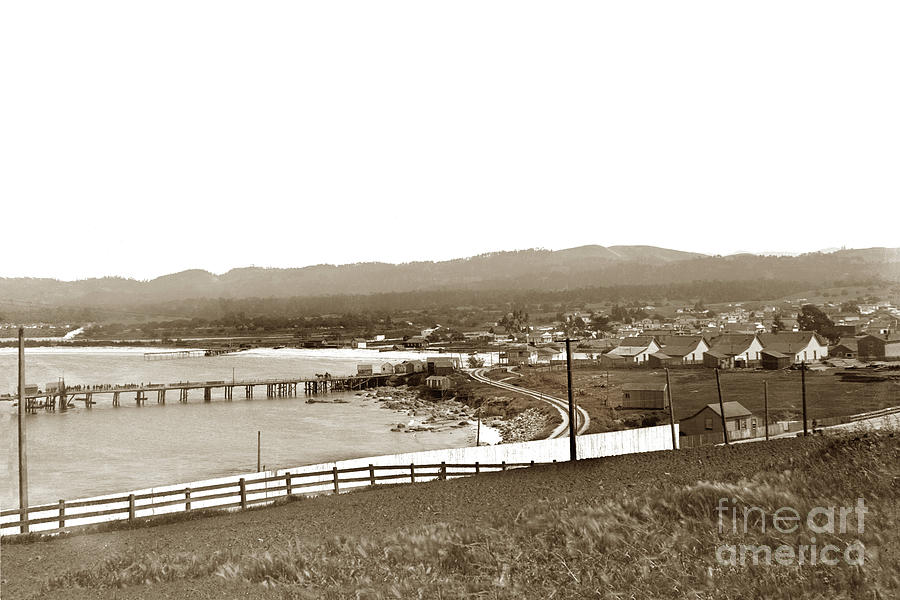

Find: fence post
<box><xmin>332</xmin><ymin>467</ymin><xmax>340</xmax><ymax>494</ymax></box>
<box><xmin>439</xmin><ymin>462</ymin><xmax>446</xmax><ymax>481</ymax></box>
<box><xmin>18</xmin><ymin>506</ymin><xmax>28</xmax><ymax>535</ymax></box>
<box><xmin>530</xmin><ymin>460</ymin><xmax>534</xmax><ymax>467</ymax></box>
<box><xmin>184</xmin><ymin>488</ymin><xmax>191</xmax><ymax>511</ymax></box>
<box><xmin>285</xmin><ymin>472</ymin><xmax>292</xmax><ymax>496</ymax></box>
<box><xmin>501</xmin><ymin>460</ymin><xmax>507</xmax><ymax>472</ymax></box>
<box><xmin>58</xmin><ymin>499</ymin><xmax>65</xmax><ymax>529</ymax></box>
<box><xmin>475</xmin><ymin>461</ymin><xmax>480</xmax><ymax>474</ymax></box>
<box><xmin>369</xmin><ymin>464</ymin><xmax>376</xmax><ymax>487</ymax></box>
<box><xmin>128</xmin><ymin>494</ymin><xmax>136</xmax><ymax>521</ymax></box>
<box><xmin>239</xmin><ymin>478</ymin><xmax>247</xmax><ymax>509</ymax></box>
<box><xmin>410</xmin><ymin>463</ymin><xmax>415</xmax><ymax>483</ymax></box>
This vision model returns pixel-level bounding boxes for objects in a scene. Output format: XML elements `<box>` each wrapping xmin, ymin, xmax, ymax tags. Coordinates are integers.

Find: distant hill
<box><xmin>1</xmin><ymin>246</ymin><xmax>898</xmax><ymax>310</ymax></box>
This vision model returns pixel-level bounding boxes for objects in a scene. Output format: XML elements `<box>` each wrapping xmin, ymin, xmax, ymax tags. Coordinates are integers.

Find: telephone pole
<box><xmin>18</xmin><ymin>326</ymin><xmax>29</xmax><ymax>533</ymax></box>
<box><xmin>565</xmin><ymin>338</ymin><xmax>577</xmax><ymax>461</ymax></box>
<box><xmin>715</xmin><ymin>368</ymin><xmax>728</xmax><ymax>445</ymax></box>
<box><xmin>801</xmin><ymin>362</ymin><xmax>808</xmax><ymax>436</ymax></box>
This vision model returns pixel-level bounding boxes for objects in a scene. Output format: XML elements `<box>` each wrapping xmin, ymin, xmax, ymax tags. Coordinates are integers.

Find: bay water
<box><xmin>0</xmin><ymin>347</ymin><xmax>475</xmax><ymax>508</ymax></box>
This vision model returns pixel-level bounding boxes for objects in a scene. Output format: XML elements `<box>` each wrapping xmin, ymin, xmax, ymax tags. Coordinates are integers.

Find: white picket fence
<box><xmin>1</xmin><ymin>424</ymin><xmax>677</xmax><ymax>536</ymax></box>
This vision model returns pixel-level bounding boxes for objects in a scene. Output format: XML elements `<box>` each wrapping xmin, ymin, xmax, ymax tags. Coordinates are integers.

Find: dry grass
<box><xmin>41</xmin><ymin>431</ymin><xmax>900</xmax><ymax>599</ymax></box>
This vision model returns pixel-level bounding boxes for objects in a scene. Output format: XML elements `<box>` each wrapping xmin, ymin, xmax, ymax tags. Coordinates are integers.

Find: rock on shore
<box><xmin>358</xmin><ymin>386</ymin><xmax>549</xmax><ymax>443</ymax></box>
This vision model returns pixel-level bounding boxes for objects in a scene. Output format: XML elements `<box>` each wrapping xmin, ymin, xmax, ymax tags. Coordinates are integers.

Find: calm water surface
<box><xmin>0</xmin><ymin>347</ymin><xmax>473</xmax><ymax>508</ymax></box>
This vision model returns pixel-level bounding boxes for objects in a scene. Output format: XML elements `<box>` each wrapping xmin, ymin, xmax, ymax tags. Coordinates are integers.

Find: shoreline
<box><xmin>360</xmin><ymin>384</ymin><xmax>541</xmax><ymax>445</ymax></box>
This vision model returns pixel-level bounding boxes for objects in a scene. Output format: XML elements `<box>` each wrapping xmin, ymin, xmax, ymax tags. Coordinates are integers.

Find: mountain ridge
<box><xmin>1</xmin><ymin>246</ymin><xmax>898</xmax><ymax>308</ymax></box>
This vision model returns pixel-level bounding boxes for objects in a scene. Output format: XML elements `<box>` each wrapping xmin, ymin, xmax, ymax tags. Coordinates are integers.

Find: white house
<box><xmin>659</xmin><ymin>336</ymin><xmax>710</xmax><ymax>364</ymax></box>
<box><xmin>604</xmin><ymin>336</ymin><xmax>661</xmax><ymax>364</ymax></box>
<box><xmin>758</xmin><ymin>332</ymin><xmax>830</xmax><ymax>363</ymax></box>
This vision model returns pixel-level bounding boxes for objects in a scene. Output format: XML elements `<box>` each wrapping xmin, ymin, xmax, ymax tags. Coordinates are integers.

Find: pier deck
<box><xmin>12</xmin><ymin>374</ymin><xmax>391</xmax><ymax>412</ymax></box>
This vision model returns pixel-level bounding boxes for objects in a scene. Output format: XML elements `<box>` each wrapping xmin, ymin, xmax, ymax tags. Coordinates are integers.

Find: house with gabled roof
<box><xmin>534</xmin><ymin>346</ymin><xmax>563</xmax><ymax>364</ymax></box>
<box><xmin>758</xmin><ymin>331</ymin><xmax>829</xmax><ymax>363</ymax></box>
<box><xmin>858</xmin><ymin>333</ymin><xmax>900</xmax><ymax>361</ymax></box>
<box><xmin>704</xmin><ymin>334</ymin><xmax>763</xmax><ymax>368</ymax></box>
<box><xmin>680</xmin><ymin>401</ymin><xmax>760</xmax><ymax>439</ymax></box>
<box><xmin>603</xmin><ymin>336</ymin><xmax>661</xmax><ymax>365</ymax></box>
<box><xmin>830</xmin><ymin>337</ymin><xmax>860</xmax><ymax>359</ymax></box>
<box><xmin>659</xmin><ymin>336</ymin><xmax>710</xmax><ymax>365</ymax></box>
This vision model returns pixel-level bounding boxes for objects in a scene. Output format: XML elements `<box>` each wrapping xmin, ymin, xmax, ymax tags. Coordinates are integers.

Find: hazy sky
<box><xmin>2</xmin><ymin>2</ymin><xmax>898</xmax><ymax>281</ymax></box>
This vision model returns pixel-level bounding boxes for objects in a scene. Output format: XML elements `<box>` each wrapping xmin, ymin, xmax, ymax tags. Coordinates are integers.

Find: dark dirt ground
<box><xmin>0</xmin><ymin>435</ymin><xmax>854</xmax><ymax>600</ymax></box>
<box><xmin>498</xmin><ymin>365</ymin><xmax>900</xmax><ymax>433</ymax></box>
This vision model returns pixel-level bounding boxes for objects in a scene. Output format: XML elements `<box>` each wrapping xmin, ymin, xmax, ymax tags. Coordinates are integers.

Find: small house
<box><xmin>535</xmin><ymin>346</ymin><xmax>564</xmax><ymax>364</ymax></box>
<box><xmin>404</xmin><ymin>336</ymin><xmax>428</xmax><ymax>349</ymax></box>
<box><xmin>380</xmin><ymin>363</ymin><xmax>395</xmax><ymax>375</ymax></box>
<box><xmin>830</xmin><ymin>338</ymin><xmax>859</xmax><ymax>359</ymax></box>
<box><xmin>620</xmin><ymin>383</ymin><xmax>669</xmax><ymax>409</ymax></box>
<box><xmin>357</xmin><ymin>364</ymin><xmax>374</xmax><ymax>376</ymax></box>
<box><xmin>679</xmin><ymin>401</ymin><xmax>759</xmax><ymax>439</ymax></box>
<box><xmin>425</xmin><ymin>375</ymin><xmax>453</xmax><ymax>391</ymax></box>
<box><xmin>426</xmin><ymin>356</ymin><xmax>458</xmax><ymax>375</ymax></box>
<box><xmin>500</xmin><ymin>345</ymin><xmax>532</xmax><ymax>366</ymax></box>
<box><xmin>394</xmin><ymin>361</ymin><xmax>415</xmax><ymax>375</ymax></box>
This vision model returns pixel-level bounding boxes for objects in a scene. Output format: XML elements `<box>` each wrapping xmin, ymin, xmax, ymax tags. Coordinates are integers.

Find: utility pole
<box><xmin>18</xmin><ymin>327</ymin><xmax>29</xmax><ymax>533</ymax></box>
<box><xmin>476</xmin><ymin>405</ymin><xmax>481</xmax><ymax>446</ymax></box>
<box><xmin>801</xmin><ymin>362</ymin><xmax>808</xmax><ymax>436</ymax></box>
<box><xmin>565</xmin><ymin>338</ymin><xmax>577</xmax><ymax>461</ymax></box>
<box><xmin>665</xmin><ymin>368</ymin><xmax>677</xmax><ymax>450</ymax></box>
<box><xmin>764</xmin><ymin>380</ymin><xmax>769</xmax><ymax>441</ymax></box>
<box><xmin>715</xmin><ymin>368</ymin><xmax>728</xmax><ymax>445</ymax></box>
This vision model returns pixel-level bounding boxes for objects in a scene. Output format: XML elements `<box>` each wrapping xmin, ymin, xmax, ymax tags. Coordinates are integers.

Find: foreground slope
<box><xmin>2</xmin><ymin>431</ymin><xmax>898</xmax><ymax>599</ymax></box>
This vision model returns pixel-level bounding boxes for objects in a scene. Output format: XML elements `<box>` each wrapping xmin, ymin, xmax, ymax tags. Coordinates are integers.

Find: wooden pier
<box><xmin>143</xmin><ymin>348</ymin><xmax>244</xmax><ymax>361</ymax></box>
<box><xmin>17</xmin><ymin>374</ymin><xmax>391</xmax><ymax>412</ymax></box>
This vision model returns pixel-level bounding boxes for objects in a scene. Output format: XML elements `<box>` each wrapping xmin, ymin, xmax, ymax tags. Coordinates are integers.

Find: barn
<box><xmin>620</xmin><ymin>383</ymin><xmax>669</xmax><ymax>409</ymax></box>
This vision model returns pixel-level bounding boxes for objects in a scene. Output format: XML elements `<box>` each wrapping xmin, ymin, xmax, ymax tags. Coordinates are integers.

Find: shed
<box><xmin>760</xmin><ymin>349</ymin><xmax>791</xmax><ymax>370</ymax></box>
<box><xmin>647</xmin><ymin>352</ymin><xmax>672</xmax><ymax>368</ymax></box>
<box><xmin>357</xmin><ymin>364</ymin><xmax>374</xmax><ymax>376</ymax></box>
<box><xmin>620</xmin><ymin>383</ymin><xmax>669</xmax><ymax>409</ymax></box>
<box><xmin>703</xmin><ymin>350</ymin><xmax>732</xmax><ymax>369</ymax></box>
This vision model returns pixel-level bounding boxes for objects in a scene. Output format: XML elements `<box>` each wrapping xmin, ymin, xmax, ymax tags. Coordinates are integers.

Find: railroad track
<box><xmin>470</xmin><ymin>368</ymin><xmax>590</xmax><ymax>439</ymax></box>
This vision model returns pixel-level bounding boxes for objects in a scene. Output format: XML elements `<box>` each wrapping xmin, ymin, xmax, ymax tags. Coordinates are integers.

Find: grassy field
<box><xmin>503</xmin><ymin>366</ymin><xmax>900</xmax><ymax>434</ymax></box>
<box><xmin>2</xmin><ymin>431</ymin><xmax>898</xmax><ymax>599</ymax></box>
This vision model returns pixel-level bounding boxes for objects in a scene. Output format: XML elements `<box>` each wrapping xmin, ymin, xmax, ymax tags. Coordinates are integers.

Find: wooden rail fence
<box><xmin>0</xmin><ymin>460</ymin><xmax>541</xmax><ymax>536</ymax></box>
